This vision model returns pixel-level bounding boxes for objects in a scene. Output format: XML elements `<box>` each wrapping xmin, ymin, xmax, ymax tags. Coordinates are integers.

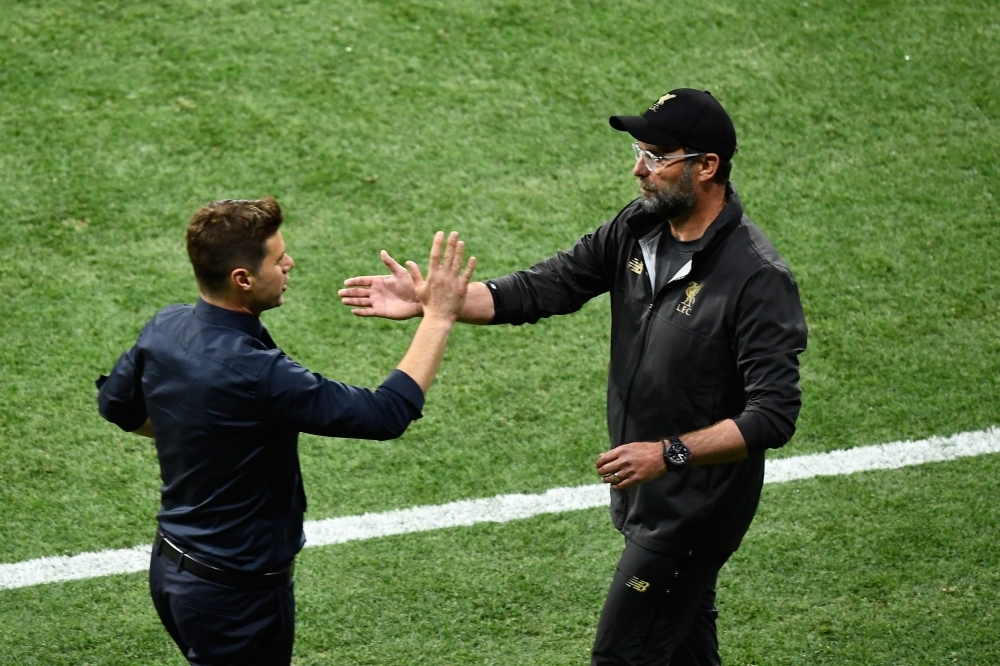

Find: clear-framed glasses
<box><xmin>631</xmin><ymin>142</ymin><xmax>702</xmax><ymax>171</ymax></box>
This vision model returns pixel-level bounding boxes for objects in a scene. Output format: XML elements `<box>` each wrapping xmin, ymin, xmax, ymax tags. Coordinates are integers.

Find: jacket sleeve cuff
<box><xmin>381</xmin><ymin>369</ymin><xmax>425</xmax><ymax>414</ymax></box>
<box><xmin>484</xmin><ymin>277</ymin><xmax>522</xmax><ymax>325</ymax></box>
<box><xmin>97</xmin><ymin>394</ymin><xmax>149</xmax><ymax>432</ymax></box>
<box><xmin>733</xmin><ymin>413</ymin><xmax>770</xmax><ymax>455</ymax></box>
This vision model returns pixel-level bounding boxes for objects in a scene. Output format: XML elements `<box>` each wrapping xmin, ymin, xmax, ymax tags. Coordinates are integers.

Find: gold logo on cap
<box><xmin>676</xmin><ymin>281</ymin><xmax>703</xmax><ymax>316</ymax></box>
<box><xmin>627</xmin><ymin>258</ymin><xmax>644</xmax><ymax>275</ymax></box>
<box><xmin>649</xmin><ymin>93</ymin><xmax>677</xmax><ymax>111</ymax></box>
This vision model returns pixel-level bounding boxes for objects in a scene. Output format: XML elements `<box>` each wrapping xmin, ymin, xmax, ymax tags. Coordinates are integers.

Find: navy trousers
<box><xmin>591</xmin><ymin>540</ymin><xmax>729</xmax><ymax>666</ymax></box>
<box><xmin>149</xmin><ymin>548</ymin><xmax>295</xmax><ymax>666</ymax></box>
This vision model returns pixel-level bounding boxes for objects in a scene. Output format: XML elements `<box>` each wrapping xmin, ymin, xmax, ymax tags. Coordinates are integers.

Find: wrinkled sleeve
<box><xmin>262</xmin><ymin>355</ymin><xmax>425</xmax><ymax>440</ymax></box>
<box><xmin>96</xmin><ymin>343</ymin><xmax>148</xmax><ymax>432</ymax></box>
<box><xmin>486</xmin><ymin>220</ymin><xmax>617</xmax><ymax>325</ymax></box>
<box><xmin>731</xmin><ymin>263</ymin><xmax>808</xmax><ymax>453</ymax></box>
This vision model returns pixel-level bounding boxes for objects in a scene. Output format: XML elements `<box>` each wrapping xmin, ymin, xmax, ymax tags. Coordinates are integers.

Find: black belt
<box><xmin>154</xmin><ymin>532</ymin><xmax>293</xmax><ymax>589</ymax></box>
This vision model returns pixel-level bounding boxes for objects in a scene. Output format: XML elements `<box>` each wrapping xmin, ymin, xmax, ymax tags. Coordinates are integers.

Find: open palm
<box><xmin>339</xmin><ymin>250</ymin><xmax>423</xmax><ymax>320</ymax></box>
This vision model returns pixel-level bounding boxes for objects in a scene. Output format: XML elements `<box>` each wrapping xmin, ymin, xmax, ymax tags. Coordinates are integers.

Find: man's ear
<box><xmin>230</xmin><ymin>267</ymin><xmax>253</xmax><ymax>292</ymax></box>
<box><xmin>697</xmin><ymin>154</ymin><xmax>721</xmax><ymax>183</ymax></box>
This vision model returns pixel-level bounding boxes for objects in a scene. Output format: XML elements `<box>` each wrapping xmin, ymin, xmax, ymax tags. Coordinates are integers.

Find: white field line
<box><xmin>3</xmin><ymin>427</ymin><xmax>999</xmax><ymax>592</ymax></box>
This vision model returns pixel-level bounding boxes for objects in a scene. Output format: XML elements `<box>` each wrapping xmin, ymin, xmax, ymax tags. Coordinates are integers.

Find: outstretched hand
<box><xmin>406</xmin><ymin>231</ymin><xmax>476</xmax><ymax>322</ymax></box>
<box><xmin>339</xmin><ymin>250</ymin><xmax>422</xmax><ymax>320</ymax></box>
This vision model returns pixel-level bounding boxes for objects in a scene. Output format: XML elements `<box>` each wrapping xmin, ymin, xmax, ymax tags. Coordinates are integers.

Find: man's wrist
<box><xmin>662</xmin><ymin>436</ymin><xmax>691</xmax><ymax>471</ymax></box>
<box><xmin>420</xmin><ymin>311</ymin><xmax>457</xmax><ymax>329</ymax></box>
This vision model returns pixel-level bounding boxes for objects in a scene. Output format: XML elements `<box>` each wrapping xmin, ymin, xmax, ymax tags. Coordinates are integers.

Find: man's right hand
<box><xmin>406</xmin><ymin>231</ymin><xmax>476</xmax><ymax>322</ymax></box>
<box><xmin>392</xmin><ymin>231</ymin><xmax>475</xmax><ymax>395</ymax></box>
<box><xmin>339</xmin><ymin>250</ymin><xmax>422</xmax><ymax>320</ymax></box>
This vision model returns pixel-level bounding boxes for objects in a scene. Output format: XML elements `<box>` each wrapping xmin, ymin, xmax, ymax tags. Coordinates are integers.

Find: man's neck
<box><xmin>199</xmin><ymin>291</ymin><xmax>258</xmax><ymax>317</ymax></box>
<box><xmin>667</xmin><ymin>187</ymin><xmax>727</xmax><ymax>242</ymax></box>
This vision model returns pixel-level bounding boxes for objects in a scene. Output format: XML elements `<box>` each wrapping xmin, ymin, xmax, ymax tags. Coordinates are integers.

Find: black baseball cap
<box><xmin>609</xmin><ymin>88</ymin><xmax>738</xmax><ymax>161</ymax></box>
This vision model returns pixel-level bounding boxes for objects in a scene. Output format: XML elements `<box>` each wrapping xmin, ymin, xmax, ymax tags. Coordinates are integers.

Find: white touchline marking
<box><xmin>2</xmin><ymin>427</ymin><xmax>999</xmax><ymax>591</ymax></box>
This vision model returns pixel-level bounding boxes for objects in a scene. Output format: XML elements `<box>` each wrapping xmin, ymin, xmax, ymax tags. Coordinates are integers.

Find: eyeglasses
<box><xmin>631</xmin><ymin>142</ymin><xmax>702</xmax><ymax>172</ymax></box>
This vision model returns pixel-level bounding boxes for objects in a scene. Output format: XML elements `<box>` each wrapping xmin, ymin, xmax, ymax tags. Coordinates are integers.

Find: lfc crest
<box><xmin>676</xmin><ymin>281</ymin><xmax>703</xmax><ymax>316</ymax></box>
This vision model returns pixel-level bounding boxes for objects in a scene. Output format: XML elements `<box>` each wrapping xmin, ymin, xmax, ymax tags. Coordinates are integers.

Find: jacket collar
<box><xmin>625</xmin><ymin>182</ymin><xmax>744</xmax><ymax>259</ymax></box>
<box><xmin>194</xmin><ymin>298</ymin><xmax>270</xmax><ymax>342</ymax></box>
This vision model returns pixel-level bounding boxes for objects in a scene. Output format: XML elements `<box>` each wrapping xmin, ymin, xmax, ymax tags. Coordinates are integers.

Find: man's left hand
<box><xmin>595</xmin><ymin>441</ymin><xmax>666</xmax><ymax>490</ymax></box>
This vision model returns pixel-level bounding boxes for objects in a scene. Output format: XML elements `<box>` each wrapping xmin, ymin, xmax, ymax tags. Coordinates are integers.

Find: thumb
<box><xmin>405</xmin><ymin>260</ymin><xmax>425</xmax><ymax>287</ymax></box>
<box><xmin>382</xmin><ymin>250</ymin><xmax>408</xmax><ymax>277</ymax></box>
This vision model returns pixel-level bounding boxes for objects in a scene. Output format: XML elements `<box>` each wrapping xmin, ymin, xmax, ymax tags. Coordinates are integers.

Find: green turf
<box><xmin>3</xmin><ymin>456</ymin><xmax>999</xmax><ymax>665</ymax></box>
<box><xmin>1</xmin><ymin>0</ymin><xmax>998</xmax><ymax>662</ymax></box>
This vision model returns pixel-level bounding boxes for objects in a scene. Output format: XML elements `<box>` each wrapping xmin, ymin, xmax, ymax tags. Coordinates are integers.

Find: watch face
<box><xmin>667</xmin><ymin>442</ymin><xmax>691</xmax><ymax>467</ymax></box>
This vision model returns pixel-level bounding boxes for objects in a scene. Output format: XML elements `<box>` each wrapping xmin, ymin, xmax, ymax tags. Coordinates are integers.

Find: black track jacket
<box><xmin>486</xmin><ymin>185</ymin><xmax>808</xmax><ymax>557</ymax></box>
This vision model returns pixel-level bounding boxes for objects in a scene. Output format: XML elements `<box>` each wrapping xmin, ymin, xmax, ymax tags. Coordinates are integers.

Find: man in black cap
<box><xmin>339</xmin><ymin>89</ymin><xmax>808</xmax><ymax>664</ymax></box>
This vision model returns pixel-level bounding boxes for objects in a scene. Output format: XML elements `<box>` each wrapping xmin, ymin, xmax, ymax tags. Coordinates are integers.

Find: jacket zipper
<box><xmin>615</xmin><ymin>267</ymin><xmax>664</xmax><ymax>516</ymax></box>
<box><xmin>618</xmin><ymin>300</ymin><xmax>656</xmax><ymax>447</ymax></box>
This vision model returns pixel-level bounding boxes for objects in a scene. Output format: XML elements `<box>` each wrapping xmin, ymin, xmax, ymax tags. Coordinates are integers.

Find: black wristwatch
<box><xmin>662</xmin><ymin>436</ymin><xmax>691</xmax><ymax>471</ymax></box>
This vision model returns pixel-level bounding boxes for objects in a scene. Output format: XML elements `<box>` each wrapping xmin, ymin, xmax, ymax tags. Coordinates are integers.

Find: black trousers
<box><xmin>149</xmin><ymin>548</ymin><xmax>295</xmax><ymax>666</ymax></box>
<box><xmin>591</xmin><ymin>540</ymin><xmax>730</xmax><ymax>666</ymax></box>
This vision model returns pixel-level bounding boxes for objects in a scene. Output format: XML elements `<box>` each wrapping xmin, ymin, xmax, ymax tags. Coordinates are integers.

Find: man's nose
<box><xmin>632</xmin><ymin>157</ymin><xmax>650</xmax><ymax>178</ymax></box>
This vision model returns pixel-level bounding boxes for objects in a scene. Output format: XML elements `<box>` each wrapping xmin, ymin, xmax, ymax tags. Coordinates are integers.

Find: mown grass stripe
<box><xmin>3</xmin><ymin>427</ymin><xmax>997</xmax><ymax>591</ymax></box>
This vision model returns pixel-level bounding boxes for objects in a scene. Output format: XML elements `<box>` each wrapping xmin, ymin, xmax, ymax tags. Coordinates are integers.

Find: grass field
<box><xmin>1</xmin><ymin>0</ymin><xmax>999</xmax><ymax>664</ymax></box>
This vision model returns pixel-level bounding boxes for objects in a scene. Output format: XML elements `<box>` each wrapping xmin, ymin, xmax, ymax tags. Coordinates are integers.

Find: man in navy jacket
<box><xmin>98</xmin><ymin>196</ymin><xmax>475</xmax><ymax>666</ymax></box>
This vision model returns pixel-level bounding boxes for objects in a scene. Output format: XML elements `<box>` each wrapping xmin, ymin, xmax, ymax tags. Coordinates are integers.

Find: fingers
<box><xmin>462</xmin><ymin>256</ymin><xmax>477</xmax><ymax>281</ymax></box>
<box><xmin>596</xmin><ymin>448</ymin><xmax>624</xmax><ymax>486</ymax></box>
<box><xmin>596</xmin><ymin>461</ymin><xmax>621</xmax><ymax>478</ymax></box>
<box><xmin>595</xmin><ymin>450</ymin><xmax>619</xmax><ymax>470</ymax></box>
<box><xmin>599</xmin><ymin>461</ymin><xmax>635</xmax><ymax>489</ymax></box>
<box><xmin>600</xmin><ymin>469</ymin><xmax>629</xmax><ymax>488</ymax></box>
<box><xmin>607</xmin><ymin>474</ymin><xmax>635</xmax><ymax>489</ymax></box>
<box><xmin>343</xmin><ymin>276</ymin><xmax>375</xmax><ymax>288</ymax></box>
<box><xmin>428</xmin><ymin>231</ymin><xmax>445</xmax><ymax>269</ymax></box>
<box><xmin>351</xmin><ymin>308</ymin><xmax>380</xmax><ymax>317</ymax></box>
<box><xmin>340</xmin><ymin>296</ymin><xmax>372</xmax><ymax>307</ymax></box>
<box><xmin>442</xmin><ymin>231</ymin><xmax>458</xmax><ymax>270</ymax></box>
<box><xmin>395</xmin><ymin>231</ymin><xmax>469</xmax><ymax>284</ymax></box>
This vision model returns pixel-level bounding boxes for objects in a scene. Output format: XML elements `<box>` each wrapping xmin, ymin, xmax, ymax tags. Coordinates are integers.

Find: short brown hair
<box><xmin>186</xmin><ymin>197</ymin><xmax>283</xmax><ymax>294</ymax></box>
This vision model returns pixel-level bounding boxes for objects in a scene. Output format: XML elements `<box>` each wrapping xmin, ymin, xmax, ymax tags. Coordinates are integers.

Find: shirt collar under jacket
<box><xmin>194</xmin><ymin>298</ymin><xmax>272</xmax><ymax>345</ymax></box>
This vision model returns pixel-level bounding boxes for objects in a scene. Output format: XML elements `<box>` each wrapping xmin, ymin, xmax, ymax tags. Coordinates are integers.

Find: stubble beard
<box><xmin>639</xmin><ymin>161</ymin><xmax>698</xmax><ymax>219</ymax></box>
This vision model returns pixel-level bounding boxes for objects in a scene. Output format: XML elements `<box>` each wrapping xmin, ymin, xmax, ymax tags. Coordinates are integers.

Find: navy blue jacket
<box><xmin>97</xmin><ymin>299</ymin><xmax>424</xmax><ymax>571</ymax></box>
